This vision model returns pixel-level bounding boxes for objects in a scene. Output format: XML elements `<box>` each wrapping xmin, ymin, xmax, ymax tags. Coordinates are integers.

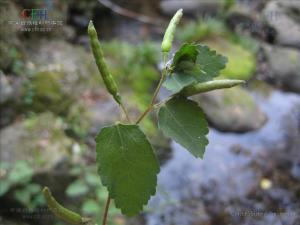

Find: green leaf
<box><xmin>26</xmin><ymin>183</ymin><xmax>41</xmax><ymax>194</ymax></box>
<box><xmin>158</xmin><ymin>97</ymin><xmax>209</xmax><ymax>158</ymax></box>
<box><xmin>163</xmin><ymin>44</ymin><xmax>227</xmax><ymax>94</ymax></box>
<box><xmin>163</xmin><ymin>72</ymin><xmax>197</xmax><ymax>93</ymax></box>
<box><xmin>8</xmin><ymin>161</ymin><xmax>33</xmax><ymax>184</ymax></box>
<box><xmin>0</xmin><ymin>182</ymin><xmax>11</xmax><ymax>196</ymax></box>
<box><xmin>163</xmin><ymin>44</ymin><xmax>199</xmax><ymax>93</ymax></box>
<box><xmin>14</xmin><ymin>188</ymin><xmax>31</xmax><ymax>205</ymax></box>
<box><xmin>196</xmin><ymin>45</ymin><xmax>227</xmax><ymax>82</ymax></box>
<box><xmin>85</xmin><ymin>173</ymin><xmax>101</xmax><ymax>187</ymax></box>
<box><xmin>66</xmin><ymin>180</ymin><xmax>88</xmax><ymax>197</ymax></box>
<box><xmin>95</xmin><ymin>187</ymin><xmax>107</xmax><ymax>201</ymax></box>
<box><xmin>95</xmin><ymin>124</ymin><xmax>159</xmax><ymax>216</ymax></box>
<box><xmin>172</xmin><ymin>43</ymin><xmax>198</xmax><ymax>66</ymax></box>
<box><xmin>81</xmin><ymin>199</ymin><xmax>101</xmax><ymax>215</ymax></box>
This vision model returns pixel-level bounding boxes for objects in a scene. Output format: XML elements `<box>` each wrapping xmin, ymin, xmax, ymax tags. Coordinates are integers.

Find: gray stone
<box><xmin>262</xmin><ymin>44</ymin><xmax>300</xmax><ymax>93</ymax></box>
<box><xmin>263</xmin><ymin>0</ymin><xmax>300</xmax><ymax>48</ymax></box>
<box><xmin>193</xmin><ymin>87</ymin><xmax>267</xmax><ymax>132</ymax></box>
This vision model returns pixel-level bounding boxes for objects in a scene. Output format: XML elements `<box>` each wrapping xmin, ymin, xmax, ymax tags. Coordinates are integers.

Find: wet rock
<box><xmin>193</xmin><ymin>87</ymin><xmax>267</xmax><ymax>132</ymax></box>
<box><xmin>262</xmin><ymin>44</ymin><xmax>300</xmax><ymax>93</ymax></box>
<box><xmin>263</xmin><ymin>1</ymin><xmax>300</xmax><ymax>48</ymax></box>
<box><xmin>160</xmin><ymin>0</ymin><xmax>222</xmax><ymax>16</ymax></box>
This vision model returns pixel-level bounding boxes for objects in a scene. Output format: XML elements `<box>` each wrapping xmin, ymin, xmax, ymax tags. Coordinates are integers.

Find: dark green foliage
<box><xmin>163</xmin><ymin>43</ymin><xmax>228</xmax><ymax>93</ymax></box>
<box><xmin>158</xmin><ymin>97</ymin><xmax>209</xmax><ymax>158</ymax></box>
<box><xmin>95</xmin><ymin>124</ymin><xmax>159</xmax><ymax>216</ymax></box>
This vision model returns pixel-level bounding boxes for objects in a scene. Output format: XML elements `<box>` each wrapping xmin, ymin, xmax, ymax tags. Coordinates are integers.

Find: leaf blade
<box><xmin>95</xmin><ymin>124</ymin><xmax>159</xmax><ymax>216</ymax></box>
<box><xmin>158</xmin><ymin>97</ymin><xmax>209</xmax><ymax>158</ymax></box>
<box><xmin>196</xmin><ymin>45</ymin><xmax>228</xmax><ymax>82</ymax></box>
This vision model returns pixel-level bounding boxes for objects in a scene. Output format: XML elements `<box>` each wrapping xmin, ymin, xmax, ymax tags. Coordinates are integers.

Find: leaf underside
<box><xmin>95</xmin><ymin>124</ymin><xmax>159</xmax><ymax>216</ymax></box>
<box><xmin>158</xmin><ymin>97</ymin><xmax>209</xmax><ymax>158</ymax></box>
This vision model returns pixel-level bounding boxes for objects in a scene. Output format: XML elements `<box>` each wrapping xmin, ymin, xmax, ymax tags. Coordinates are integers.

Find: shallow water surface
<box><xmin>146</xmin><ymin>90</ymin><xmax>300</xmax><ymax>225</ymax></box>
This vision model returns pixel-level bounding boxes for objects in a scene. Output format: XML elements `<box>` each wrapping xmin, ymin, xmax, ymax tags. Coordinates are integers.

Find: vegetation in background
<box><xmin>0</xmin><ymin>161</ymin><xmax>45</xmax><ymax>210</ymax></box>
<box><xmin>102</xmin><ymin>40</ymin><xmax>161</xmax><ymax>134</ymax></box>
<box><xmin>65</xmin><ymin>165</ymin><xmax>123</xmax><ymax>225</ymax></box>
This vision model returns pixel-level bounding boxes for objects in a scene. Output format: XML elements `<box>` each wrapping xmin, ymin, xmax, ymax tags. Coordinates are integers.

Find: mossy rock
<box><xmin>25</xmin><ymin>40</ymin><xmax>101</xmax><ymax>114</ymax></box>
<box><xmin>193</xmin><ymin>87</ymin><xmax>267</xmax><ymax>132</ymax></box>
<box><xmin>0</xmin><ymin>112</ymin><xmax>72</xmax><ymax>170</ymax></box>
<box><xmin>29</xmin><ymin>71</ymin><xmax>74</xmax><ymax>114</ymax></box>
<box><xmin>27</xmin><ymin>40</ymin><xmax>99</xmax><ymax>91</ymax></box>
<box><xmin>204</xmin><ymin>38</ymin><xmax>256</xmax><ymax>80</ymax></box>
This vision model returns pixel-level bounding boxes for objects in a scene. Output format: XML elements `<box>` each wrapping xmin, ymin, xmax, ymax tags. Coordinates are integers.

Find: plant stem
<box><xmin>136</xmin><ymin>55</ymin><xmax>168</xmax><ymax>124</ymax></box>
<box><xmin>102</xmin><ymin>197</ymin><xmax>111</xmax><ymax>225</ymax></box>
<box><xmin>136</xmin><ymin>69</ymin><xmax>167</xmax><ymax>124</ymax></box>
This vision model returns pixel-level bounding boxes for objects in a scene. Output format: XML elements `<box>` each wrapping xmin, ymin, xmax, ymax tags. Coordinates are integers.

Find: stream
<box><xmin>146</xmin><ymin>89</ymin><xmax>300</xmax><ymax>225</ymax></box>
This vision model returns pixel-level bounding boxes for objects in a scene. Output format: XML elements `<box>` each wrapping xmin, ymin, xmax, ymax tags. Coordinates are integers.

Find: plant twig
<box><xmin>136</xmin><ymin>55</ymin><xmax>168</xmax><ymax>124</ymax></box>
<box><xmin>102</xmin><ymin>197</ymin><xmax>111</xmax><ymax>225</ymax></box>
<box><xmin>97</xmin><ymin>0</ymin><xmax>161</xmax><ymax>25</ymax></box>
<box><xmin>136</xmin><ymin>70</ymin><xmax>167</xmax><ymax>124</ymax></box>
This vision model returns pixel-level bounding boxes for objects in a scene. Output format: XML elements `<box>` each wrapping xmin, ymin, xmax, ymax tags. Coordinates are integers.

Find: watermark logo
<box><xmin>21</xmin><ymin>9</ymin><xmax>48</xmax><ymax>20</ymax></box>
<box><xmin>5</xmin><ymin>2</ymin><xmax>64</xmax><ymax>33</ymax></box>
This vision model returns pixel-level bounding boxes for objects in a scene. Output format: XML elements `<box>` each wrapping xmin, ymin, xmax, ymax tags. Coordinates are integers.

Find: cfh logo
<box><xmin>20</xmin><ymin>0</ymin><xmax>52</xmax><ymax>20</ymax></box>
<box><xmin>21</xmin><ymin>9</ymin><xmax>48</xmax><ymax>20</ymax></box>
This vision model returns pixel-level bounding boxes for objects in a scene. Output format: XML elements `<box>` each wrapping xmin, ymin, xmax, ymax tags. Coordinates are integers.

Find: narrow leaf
<box><xmin>158</xmin><ymin>97</ymin><xmax>209</xmax><ymax>158</ymax></box>
<box><xmin>95</xmin><ymin>124</ymin><xmax>159</xmax><ymax>216</ymax></box>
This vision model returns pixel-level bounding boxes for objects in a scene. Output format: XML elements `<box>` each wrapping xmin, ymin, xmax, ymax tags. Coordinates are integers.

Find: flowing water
<box><xmin>146</xmin><ymin>89</ymin><xmax>300</xmax><ymax>225</ymax></box>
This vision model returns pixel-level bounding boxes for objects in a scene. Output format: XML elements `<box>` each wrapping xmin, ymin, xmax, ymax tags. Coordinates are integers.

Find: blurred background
<box><xmin>0</xmin><ymin>0</ymin><xmax>300</xmax><ymax>225</ymax></box>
